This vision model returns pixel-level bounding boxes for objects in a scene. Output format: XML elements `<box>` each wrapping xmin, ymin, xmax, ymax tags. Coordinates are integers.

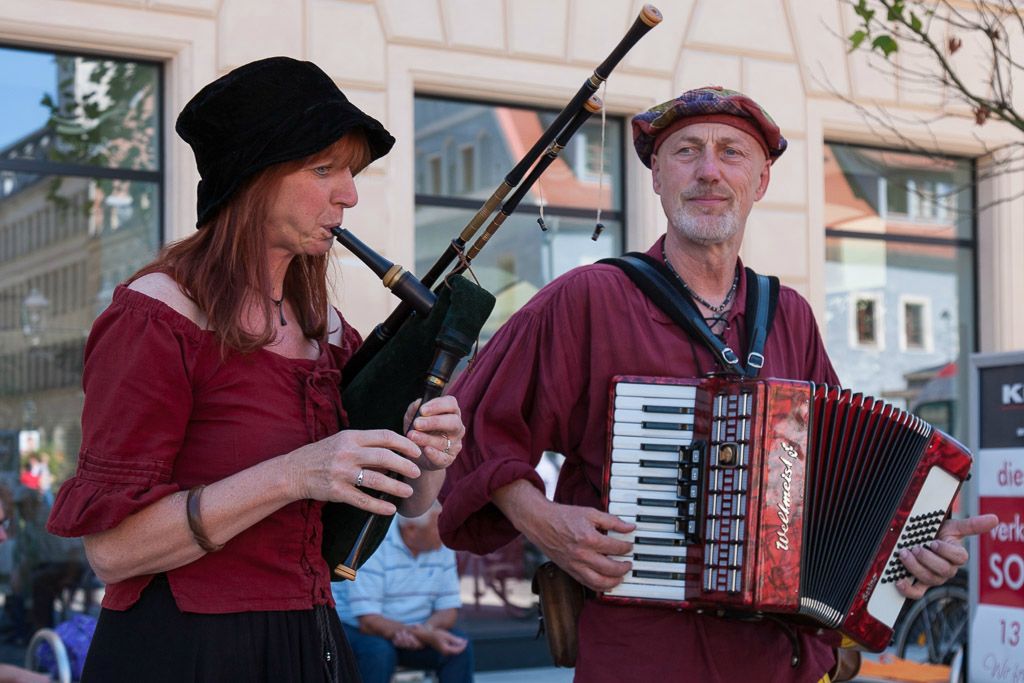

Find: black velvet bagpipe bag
<box><xmin>321</xmin><ymin>274</ymin><xmax>495</xmax><ymax>577</ymax></box>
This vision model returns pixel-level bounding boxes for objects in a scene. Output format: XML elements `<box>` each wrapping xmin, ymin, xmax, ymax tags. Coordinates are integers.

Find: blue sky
<box><xmin>0</xmin><ymin>47</ymin><xmax>57</xmax><ymax>149</ymax></box>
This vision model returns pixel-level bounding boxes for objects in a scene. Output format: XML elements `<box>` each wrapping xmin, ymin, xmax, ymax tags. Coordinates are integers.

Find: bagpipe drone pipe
<box><xmin>321</xmin><ymin>4</ymin><xmax>665</xmax><ymax>581</ymax></box>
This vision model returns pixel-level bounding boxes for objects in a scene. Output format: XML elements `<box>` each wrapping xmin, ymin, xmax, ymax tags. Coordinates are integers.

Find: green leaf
<box><xmin>854</xmin><ymin>0</ymin><xmax>875</xmax><ymax>23</ymax></box>
<box><xmin>910</xmin><ymin>11</ymin><xmax>922</xmax><ymax>32</ymax></box>
<box><xmin>872</xmin><ymin>34</ymin><xmax>899</xmax><ymax>57</ymax></box>
<box><xmin>887</xmin><ymin>1</ymin><xmax>905</xmax><ymax>21</ymax></box>
<box><xmin>849</xmin><ymin>29</ymin><xmax>869</xmax><ymax>51</ymax></box>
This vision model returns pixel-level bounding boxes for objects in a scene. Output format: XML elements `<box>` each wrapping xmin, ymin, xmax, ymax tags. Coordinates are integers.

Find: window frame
<box><xmin>898</xmin><ymin>294</ymin><xmax>933</xmax><ymax>353</ymax></box>
<box><xmin>850</xmin><ymin>292</ymin><xmax>885</xmax><ymax>350</ymax></box>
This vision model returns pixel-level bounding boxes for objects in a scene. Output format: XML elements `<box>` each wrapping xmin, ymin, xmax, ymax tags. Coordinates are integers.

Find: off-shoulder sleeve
<box><xmin>47</xmin><ymin>290</ymin><xmax>200</xmax><ymax>537</ymax></box>
<box><xmin>439</xmin><ymin>276</ymin><xmax>593</xmax><ymax>554</ymax></box>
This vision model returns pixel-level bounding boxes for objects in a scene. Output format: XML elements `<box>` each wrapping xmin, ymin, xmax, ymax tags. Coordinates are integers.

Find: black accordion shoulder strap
<box><xmin>598</xmin><ymin>252</ymin><xmax>778</xmax><ymax>378</ymax></box>
<box><xmin>742</xmin><ymin>266</ymin><xmax>780</xmax><ymax>376</ymax></box>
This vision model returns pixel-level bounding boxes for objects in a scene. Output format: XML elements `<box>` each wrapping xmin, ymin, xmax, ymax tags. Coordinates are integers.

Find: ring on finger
<box><xmin>443</xmin><ymin>435</ymin><xmax>452</xmax><ymax>455</ymax></box>
<box><xmin>355</xmin><ymin>469</ymin><xmax>365</xmax><ymax>487</ymax></box>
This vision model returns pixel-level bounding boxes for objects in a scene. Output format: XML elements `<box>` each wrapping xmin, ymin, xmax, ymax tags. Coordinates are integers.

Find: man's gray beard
<box><xmin>668</xmin><ymin>206</ymin><xmax>741</xmax><ymax>246</ymax></box>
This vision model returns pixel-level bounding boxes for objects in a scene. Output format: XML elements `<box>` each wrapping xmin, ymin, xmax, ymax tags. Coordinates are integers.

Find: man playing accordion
<box><xmin>437</xmin><ymin>87</ymin><xmax>997</xmax><ymax>683</ymax></box>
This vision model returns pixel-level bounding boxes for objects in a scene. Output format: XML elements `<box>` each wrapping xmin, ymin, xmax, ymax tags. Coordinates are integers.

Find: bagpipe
<box><xmin>321</xmin><ymin>4</ymin><xmax>664</xmax><ymax>580</ymax></box>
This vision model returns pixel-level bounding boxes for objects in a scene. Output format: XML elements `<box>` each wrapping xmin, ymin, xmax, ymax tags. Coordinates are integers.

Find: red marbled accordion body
<box><xmin>600</xmin><ymin>375</ymin><xmax>972</xmax><ymax>651</ymax></box>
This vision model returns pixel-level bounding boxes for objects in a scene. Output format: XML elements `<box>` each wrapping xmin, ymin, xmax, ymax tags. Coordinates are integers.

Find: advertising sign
<box><xmin>970</xmin><ymin>354</ymin><xmax>1024</xmax><ymax>683</ymax></box>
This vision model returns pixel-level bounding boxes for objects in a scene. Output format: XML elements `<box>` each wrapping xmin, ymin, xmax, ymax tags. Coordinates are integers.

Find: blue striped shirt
<box><xmin>333</xmin><ymin>525</ymin><xmax>461</xmax><ymax>626</ymax></box>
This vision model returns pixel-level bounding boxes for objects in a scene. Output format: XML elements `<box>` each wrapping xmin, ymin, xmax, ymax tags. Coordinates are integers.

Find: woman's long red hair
<box><xmin>132</xmin><ymin>132</ymin><xmax>370</xmax><ymax>354</ymax></box>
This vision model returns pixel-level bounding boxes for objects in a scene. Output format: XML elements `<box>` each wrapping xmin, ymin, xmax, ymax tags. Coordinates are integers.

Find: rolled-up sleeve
<box><xmin>439</xmin><ymin>276</ymin><xmax>593</xmax><ymax>554</ymax></box>
<box><xmin>47</xmin><ymin>291</ymin><xmax>198</xmax><ymax>537</ymax></box>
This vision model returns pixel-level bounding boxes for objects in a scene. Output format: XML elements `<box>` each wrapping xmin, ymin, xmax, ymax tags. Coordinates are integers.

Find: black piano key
<box><xmin>641</xmin><ymin>421</ymin><xmax>692</xmax><ymax>431</ymax></box>
<box><xmin>636</xmin><ymin>514</ymin><xmax>676</xmax><ymax>525</ymax></box>
<box><xmin>642</xmin><ymin>404</ymin><xmax>694</xmax><ymax>414</ymax></box>
<box><xmin>640</xmin><ymin>459</ymin><xmax>680</xmax><ymax>469</ymax></box>
<box><xmin>634</xmin><ymin>569</ymin><xmax>687</xmax><ymax>581</ymax></box>
<box><xmin>636</xmin><ymin>535</ymin><xmax>687</xmax><ymax>547</ymax></box>
<box><xmin>634</xmin><ymin>553</ymin><xmax>685</xmax><ymax>564</ymax></box>
<box><xmin>639</xmin><ymin>476</ymin><xmax>678</xmax><ymax>486</ymax></box>
<box><xmin>637</xmin><ymin>498</ymin><xmax>678</xmax><ymax>508</ymax></box>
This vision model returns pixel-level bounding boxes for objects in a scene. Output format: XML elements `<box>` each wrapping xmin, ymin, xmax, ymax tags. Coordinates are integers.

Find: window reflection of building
<box><xmin>824</xmin><ymin>143</ymin><xmax>974</xmax><ymax>439</ymax></box>
<box><xmin>853</xmin><ymin>295</ymin><xmax>882</xmax><ymax>348</ymax></box>
<box><xmin>414</xmin><ymin>96</ymin><xmax>624</xmax><ymax>339</ymax></box>
<box><xmin>0</xmin><ymin>45</ymin><xmax>162</xmax><ymax>487</ymax></box>
<box><xmin>900</xmin><ymin>296</ymin><xmax>931</xmax><ymax>352</ymax></box>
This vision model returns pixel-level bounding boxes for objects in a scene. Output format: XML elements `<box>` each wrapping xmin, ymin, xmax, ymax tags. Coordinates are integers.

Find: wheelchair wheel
<box><xmin>25</xmin><ymin>628</ymin><xmax>72</xmax><ymax>683</ymax></box>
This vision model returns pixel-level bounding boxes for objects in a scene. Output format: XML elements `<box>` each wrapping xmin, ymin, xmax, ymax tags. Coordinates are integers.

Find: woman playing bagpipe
<box><xmin>44</xmin><ymin>56</ymin><xmax>465</xmax><ymax>683</ymax></box>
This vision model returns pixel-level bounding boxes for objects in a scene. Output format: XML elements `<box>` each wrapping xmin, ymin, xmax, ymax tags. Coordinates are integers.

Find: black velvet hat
<box><xmin>176</xmin><ymin>56</ymin><xmax>395</xmax><ymax>227</ymax></box>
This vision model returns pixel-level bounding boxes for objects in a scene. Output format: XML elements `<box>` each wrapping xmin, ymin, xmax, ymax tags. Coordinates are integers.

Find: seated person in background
<box><xmin>333</xmin><ymin>502</ymin><xmax>473</xmax><ymax>683</ymax></box>
<box><xmin>0</xmin><ymin>486</ymin><xmax>51</xmax><ymax>683</ymax></box>
<box><xmin>14</xmin><ymin>488</ymin><xmax>85</xmax><ymax>637</ymax></box>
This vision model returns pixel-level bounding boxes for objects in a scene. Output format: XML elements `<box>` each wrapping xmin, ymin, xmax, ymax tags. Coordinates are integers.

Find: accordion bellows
<box><xmin>600</xmin><ymin>375</ymin><xmax>972</xmax><ymax>652</ymax></box>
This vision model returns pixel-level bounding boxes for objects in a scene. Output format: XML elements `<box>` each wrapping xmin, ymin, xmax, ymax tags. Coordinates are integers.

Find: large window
<box><xmin>415</xmin><ymin>95</ymin><xmax>625</xmax><ymax>338</ymax></box>
<box><xmin>0</xmin><ymin>46</ymin><xmax>162</xmax><ymax>499</ymax></box>
<box><xmin>414</xmin><ymin>95</ymin><xmax>625</xmax><ymax>668</ymax></box>
<box><xmin>824</xmin><ymin>143</ymin><xmax>974</xmax><ymax>438</ymax></box>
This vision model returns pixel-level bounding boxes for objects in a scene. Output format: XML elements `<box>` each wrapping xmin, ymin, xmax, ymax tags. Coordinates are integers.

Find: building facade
<box><xmin>1</xmin><ymin>0</ymin><xmax>1021</xmax><ymax>670</ymax></box>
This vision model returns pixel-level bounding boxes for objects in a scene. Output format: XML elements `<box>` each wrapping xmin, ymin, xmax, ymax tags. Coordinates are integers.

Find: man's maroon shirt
<box><xmin>440</xmin><ymin>237</ymin><xmax>841</xmax><ymax>682</ymax></box>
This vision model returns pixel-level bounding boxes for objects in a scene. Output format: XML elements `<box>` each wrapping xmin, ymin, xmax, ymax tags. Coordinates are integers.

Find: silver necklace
<box><xmin>661</xmin><ymin>243</ymin><xmax>739</xmax><ymax>314</ymax></box>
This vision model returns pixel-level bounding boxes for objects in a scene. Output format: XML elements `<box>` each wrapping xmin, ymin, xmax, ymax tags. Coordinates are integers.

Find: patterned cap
<box><xmin>631</xmin><ymin>86</ymin><xmax>787</xmax><ymax>168</ymax></box>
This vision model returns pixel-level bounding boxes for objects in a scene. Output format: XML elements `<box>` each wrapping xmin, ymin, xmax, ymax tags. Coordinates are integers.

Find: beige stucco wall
<box><xmin>1</xmin><ymin>0</ymin><xmax>1020</xmax><ymax>350</ymax></box>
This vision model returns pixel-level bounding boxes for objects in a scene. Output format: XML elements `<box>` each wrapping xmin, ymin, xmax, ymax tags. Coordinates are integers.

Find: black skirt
<box><xmin>81</xmin><ymin>575</ymin><xmax>361</xmax><ymax>682</ymax></box>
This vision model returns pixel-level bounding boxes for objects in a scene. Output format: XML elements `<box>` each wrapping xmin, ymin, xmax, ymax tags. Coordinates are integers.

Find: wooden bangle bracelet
<box><xmin>186</xmin><ymin>485</ymin><xmax>224</xmax><ymax>553</ymax></box>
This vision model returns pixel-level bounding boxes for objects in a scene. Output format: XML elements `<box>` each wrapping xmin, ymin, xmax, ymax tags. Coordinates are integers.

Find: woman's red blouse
<box><xmin>46</xmin><ymin>286</ymin><xmax>362</xmax><ymax>613</ymax></box>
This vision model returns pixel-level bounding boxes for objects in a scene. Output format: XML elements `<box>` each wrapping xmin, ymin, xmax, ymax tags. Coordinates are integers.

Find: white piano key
<box><xmin>610</xmin><ymin>448</ymin><xmax>682</xmax><ymax>464</ymax></box>
<box><xmin>616</xmin><ymin>383</ymin><xmax>698</xmax><ymax>400</ymax></box>
<box><xmin>611</xmin><ymin>552</ymin><xmax>689</xmax><ymax>566</ymax></box>
<box><xmin>613</xmin><ymin>435</ymin><xmax>695</xmax><ymax>450</ymax></box>
<box><xmin>629</xmin><ymin>542</ymin><xmax>692</xmax><ymax>558</ymax></box>
<box><xmin>614</xmin><ymin>559</ymin><xmax>688</xmax><ymax>576</ymax></box>
<box><xmin>608</xmin><ymin>528</ymin><xmax>687</xmax><ymax>544</ymax></box>
<box><xmin>610</xmin><ymin>462</ymin><xmax>679</xmax><ymax>478</ymax></box>
<box><xmin>609</xmin><ymin>502</ymin><xmax>678</xmax><ymax>518</ymax></box>
<box><xmin>608</xmin><ymin>476</ymin><xmax>676</xmax><ymax>493</ymax></box>
<box><xmin>614</xmin><ymin>395</ymin><xmax>696</xmax><ymax>413</ymax></box>
<box><xmin>614</xmin><ymin>409</ymin><xmax>695</xmax><ymax>426</ymax></box>
<box><xmin>610</xmin><ymin>488</ymin><xmax>680</xmax><ymax>503</ymax></box>
<box><xmin>605</xmin><ymin>582</ymin><xmax>688</xmax><ymax>601</ymax></box>
<box><xmin>614</xmin><ymin>423</ymin><xmax>695</xmax><ymax>440</ymax></box>
<box><xmin>623</xmin><ymin>572</ymin><xmax>690</xmax><ymax>588</ymax></box>
<box><xmin>609</xmin><ymin>515</ymin><xmax>675</xmax><ymax>533</ymax></box>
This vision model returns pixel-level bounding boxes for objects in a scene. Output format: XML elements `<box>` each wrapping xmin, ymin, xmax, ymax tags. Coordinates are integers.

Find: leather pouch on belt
<box><xmin>531</xmin><ymin>561</ymin><xmax>588</xmax><ymax>668</ymax></box>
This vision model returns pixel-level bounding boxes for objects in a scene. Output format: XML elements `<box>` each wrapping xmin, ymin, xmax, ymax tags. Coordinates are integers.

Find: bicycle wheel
<box><xmin>894</xmin><ymin>584</ymin><xmax>968</xmax><ymax>666</ymax></box>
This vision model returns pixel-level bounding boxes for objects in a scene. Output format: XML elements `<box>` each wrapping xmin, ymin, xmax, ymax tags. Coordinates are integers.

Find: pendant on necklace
<box><xmin>271</xmin><ymin>296</ymin><xmax>287</xmax><ymax>326</ymax></box>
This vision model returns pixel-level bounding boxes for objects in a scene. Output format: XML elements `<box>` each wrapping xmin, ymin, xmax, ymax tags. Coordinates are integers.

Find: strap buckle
<box><xmin>721</xmin><ymin>347</ymin><xmax>740</xmax><ymax>365</ymax></box>
<box><xmin>747</xmin><ymin>352</ymin><xmax>765</xmax><ymax>369</ymax></box>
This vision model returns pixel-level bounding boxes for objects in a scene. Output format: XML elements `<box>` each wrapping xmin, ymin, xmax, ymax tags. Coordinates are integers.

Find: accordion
<box><xmin>600</xmin><ymin>375</ymin><xmax>972</xmax><ymax>651</ymax></box>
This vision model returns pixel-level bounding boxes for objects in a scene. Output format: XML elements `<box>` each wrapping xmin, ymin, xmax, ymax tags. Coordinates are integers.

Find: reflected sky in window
<box><xmin>0</xmin><ymin>48</ymin><xmax>57</xmax><ymax>147</ymax></box>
